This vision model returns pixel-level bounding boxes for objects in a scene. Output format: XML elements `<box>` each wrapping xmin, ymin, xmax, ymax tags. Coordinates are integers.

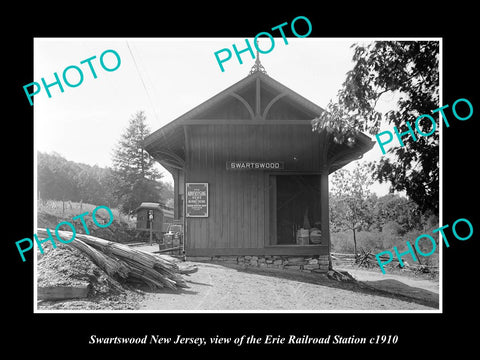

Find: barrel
<box><xmin>309</xmin><ymin>228</ymin><xmax>322</xmax><ymax>244</ymax></box>
<box><xmin>297</xmin><ymin>229</ymin><xmax>310</xmax><ymax>245</ymax></box>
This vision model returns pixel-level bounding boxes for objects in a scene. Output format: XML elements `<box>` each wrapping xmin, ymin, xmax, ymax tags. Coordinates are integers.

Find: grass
<box><xmin>37</xmin><ymin>199</ymin><xmax>136</xmax><ymax>229</ymax></box>
<box><xmin>331</xmin><ymin>229</ymin><xmax>440</xmax><ymax>280</ymax></box>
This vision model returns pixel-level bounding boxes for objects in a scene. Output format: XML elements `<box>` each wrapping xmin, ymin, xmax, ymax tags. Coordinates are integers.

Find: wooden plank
<box><xmin>213</xmin><ymin>126</ymin><xmax>220</xmax><ymax>249</ymax></box>
<box><xmin>156</xmin><ymin>246</ymin><xmax>182</xmax><ymax>253</ymax></box>
<box><xmin>217</xmin><ymin>125</ymin><xmax>224</xmax><ymax>248</ymax></box>
<box><xmin>320</xmin><ymin>173</ymin><xmax>330</xmax><ymax>253</ymax></box>
<box><xmin>206</xmin><ymin>126</ymin><xmax>212</xmax><ymax>249</ymax></box>
<box><xmin>269</xmin><ymin>175</ymin><xmax>277</xmax><ymax>246</ymax></box>
<box><xmin>246</xmin><ymin>128</ymin><xmax>253</xmax><ymax>249</ymax></box>
<box><xmin>251</xmin><ymin>172</ymin><xmax>258</xmax><ymax>248</ymax></box>
<box><xmin>229</xmin><ymin>164</ymin><xmax>236</xmax><ymax>250</ymax></box>
<box><xmin>257</xmin><ymin>127</ymin><xmax>265</xmax><ymax>249</ymax></box>
<box><xmin>294</xmin><ymin>125</ymin><xmax>302</xmax><ymax>171</ymax></box>
<box><xmin>218</xmin><ymin>128</ymin><xmax>225</xmax><ymax>247</ymax></box>
<box><xmin>38</xmin><ymin>285</ymin><xmax>89</xmax><ymax>300</ymax></box>
<box><xmin>237</xmin><ymin>172</ymin><xmax>244</xmax><ymax>249</ymax></box>
<box><xmin>226</xmin><ymin>127</ymin><xmax>233</xmax><ymax>250</ymax></box>
<box><xmin>258</xmin><ymin>173</ymin><xmax>265</xmax><ymax>248</ymax></box>
<box><xmin>245</xmin><ymin>172</ymin><xmax>252</xmax><ymax>249</ymax></box>
<box><xmin>245</xmin><ymin>126</ymin><xmax>252</xmax><ymax>249</ymax></box>
<box><xmin>256</xmin><ymin>77</ymin><xmax>261</xmax><ymax>117</ymax></box>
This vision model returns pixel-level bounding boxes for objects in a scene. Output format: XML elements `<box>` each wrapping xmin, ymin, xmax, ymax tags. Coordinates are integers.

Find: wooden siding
<box><xmin>186</xmin><ymin>124</ymin><xmax>323</xmax><ymax>170</ymax></box>
<box><xmin>184</xmin><ymin>124</ymin><xmax>325</xmax><ymax>254</ymax></box>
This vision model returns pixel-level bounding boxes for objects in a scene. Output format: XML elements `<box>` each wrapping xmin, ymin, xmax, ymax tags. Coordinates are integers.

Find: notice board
<box><xmin>186</xmin><ymin>183</ymin><xmax>208</xmax><ymax>217</ymax></box>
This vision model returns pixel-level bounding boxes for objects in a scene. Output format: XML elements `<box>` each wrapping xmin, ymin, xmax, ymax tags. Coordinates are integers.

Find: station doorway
<box><xmin>269</xmin><ymin>174</ymin><xmax>321</xmax><ymax>245</ymax></box>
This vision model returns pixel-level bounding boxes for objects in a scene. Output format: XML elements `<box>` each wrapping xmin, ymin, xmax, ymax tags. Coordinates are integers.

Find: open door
<box><xmin>270</xmin><ymin>175</ymin><xmax>321</xmax><ymax>245</ymax></box>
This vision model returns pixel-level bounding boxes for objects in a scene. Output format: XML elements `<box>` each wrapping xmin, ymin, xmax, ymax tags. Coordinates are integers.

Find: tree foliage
<box><xmin>37</xmin><ymin>112</ymin><xmax>172</xmax><ymax>214</ymax></box>
<box><xmin>313</xmin><ymin>41</ymin><xmax>440</xmax><ymax>213</ymax></box>
<box><xmin>37</xmin><ymin>150</ymin><xmax>173</xmax><ymax>212</ymax></box>
<box><xmin>371</xmin><ymin>194</ymin><xmax>423</xmax><ymax>234</ymax></box>
<box><xmin>37</xmin><ymin>152</ymin><xmax>120</xmax><ymax>208</ymax></box>
<box><xmin>111</xmin><ymin>111</ymin><xmax>164</xmax><ymax>213</ymax></box>
<box><xmin>330</xmin><ymin>163</ymin><xmax>374</xmax><ymax>256</ymax></box>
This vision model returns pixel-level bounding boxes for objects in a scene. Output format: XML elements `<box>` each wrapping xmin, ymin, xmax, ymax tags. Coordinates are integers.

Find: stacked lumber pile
<box><xmin>37</xmin><ymin>228</ymin><xmax>197</xmax><ymax>292</ymax></box>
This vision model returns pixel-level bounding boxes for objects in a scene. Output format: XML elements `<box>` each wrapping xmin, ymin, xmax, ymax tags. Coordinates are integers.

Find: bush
<box><xmin>356</xmin><ymin>230</ymin><xmax>384</xmax><ymax>251</ymax></box>
<box><xmin>331</xmin><ymin>220</ymin><xmax>440</xmax><ymax>270</ymax></box>
<box><xmin>331</xmin><ymin>230</ymin><xmax>385</xmax><ymax>253</ymax></box>
<box><xmin>331</xmin><ymin>230</ymin><xmax>354</xmax><ymax>253</ymax></box>
<box><xmin>401</xmin><ymin>227</ymin><xmax>440</xmax><ymax>267</ymax></box>
<box><xmin>382</xmin><ymin>221</ymin><xmax>405</xmax><ymax>237</ymax></box>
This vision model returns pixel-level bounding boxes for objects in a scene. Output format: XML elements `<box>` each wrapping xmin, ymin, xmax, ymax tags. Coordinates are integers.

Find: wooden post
<box><xmin>173</xmin><ymin>169</ymin><xmax>179</xmax><ymax>220</ymax></box>
<box><xmin>148</xmin><ymin>210</ymin><xmax>153</xmax><ymax>246</ymax></box>
<box><xmin>149</xmin><ymin>217</ymin><xmax>153</xmax><ymax>246</ymax></box>
<box><xmin>320</xmin><ymin>172</ymin><xmax>331</xmax><ymax>269</ymax></box>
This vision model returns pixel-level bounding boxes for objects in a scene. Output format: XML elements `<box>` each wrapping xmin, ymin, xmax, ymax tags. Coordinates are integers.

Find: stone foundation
<box><xmin>186</xmin><ymin>254</ymin><xmax>330</xmax><ymax>273</ymax></box>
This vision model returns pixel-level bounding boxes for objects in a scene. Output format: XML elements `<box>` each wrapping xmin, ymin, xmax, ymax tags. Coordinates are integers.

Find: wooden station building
<box><xmin>144</xmin><ymin>58</ymin><xmax>374</xmax><ymax>271</ymax></box>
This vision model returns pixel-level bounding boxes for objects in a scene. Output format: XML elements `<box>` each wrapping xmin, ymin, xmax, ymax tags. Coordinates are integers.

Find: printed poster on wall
<box><xmin>186</xmin><ymin>183</ymin><xmax>208</xmax><ymax>217</ymax></box>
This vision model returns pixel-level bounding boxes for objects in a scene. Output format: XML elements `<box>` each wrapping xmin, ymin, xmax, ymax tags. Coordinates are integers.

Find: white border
<box><xmin>33</xmin><ymin>37</ymin><xmax>442</xmax><ymax>314</ymax></box>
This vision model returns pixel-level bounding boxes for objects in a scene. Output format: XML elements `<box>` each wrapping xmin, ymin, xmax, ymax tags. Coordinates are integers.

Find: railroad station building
<box><xmin>144</xmin><ymin>57</ymin><xmax>374</xmax><ymax>272</ymax></box>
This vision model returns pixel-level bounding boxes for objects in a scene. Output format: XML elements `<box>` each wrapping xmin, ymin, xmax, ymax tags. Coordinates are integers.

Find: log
<box><xmin>68</xmin><ymin>237</ymin><xmax>130</xmax><ymax>279</ymax></box>
<box><xmin>156</xmin><ymin>246</ymin><xmax>182</xmax><ymax>253</ymax></box>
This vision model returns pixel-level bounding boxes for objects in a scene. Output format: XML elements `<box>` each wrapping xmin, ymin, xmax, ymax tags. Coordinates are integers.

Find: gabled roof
<box><xmin>144</xmin><ymin>70</ymin><xmax>374</xmax><ymax>173</ymax></box>
<box><xmin>144</xmin><ymin>72</ymin><xmax>325</xmax><ymax>167</ymax></box>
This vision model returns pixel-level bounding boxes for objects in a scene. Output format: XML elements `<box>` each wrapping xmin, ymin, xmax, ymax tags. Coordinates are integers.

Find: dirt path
<box><xmin>138</xmin><ymin>261</ymin><xmax>439</xmax><ymax>311</ymax></box>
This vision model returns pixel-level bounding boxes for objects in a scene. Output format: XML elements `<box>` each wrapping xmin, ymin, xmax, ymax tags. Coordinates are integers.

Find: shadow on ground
<box><xmin>359</xmin><ymin>279</ymin><xmax>439</xmax><ymax>308</ymax></box>
<box><xmin>202</xmin><ymin>262</ymin><xmax>439</xmax><ymax>309</ymax></box>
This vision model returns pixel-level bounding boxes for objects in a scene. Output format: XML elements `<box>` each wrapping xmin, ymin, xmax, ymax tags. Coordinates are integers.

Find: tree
<box><xmin>111</xmin><ymin>111</ymin><xmax>163</xmax><ymax>213</ymax></box>
<box><xmin>160</xmin><ymin>181</ymin><xmax>174</xmax><ymax>208</ymax></box>
<box><xmin>372</xmin><ymin>194</ymin><xmax>423</xmax><ymax>234</ymax></box>
<box><xmin>38</xmin><ymin>152</ymin><xmax>79</xmax><ymax>202</ymax></box>
<box><xmin>330</xmin><ymin>163</ymin><xmax>374</xmax><ymax>258</ymax></box>
<box><xmin>37</xmin><ymin>151</ymin><xmax>120</xmax><ymax>207</ymax></box>
<box><xmin>312</xmin><ymin>41</ymin><xmax>439</xmax><ymax>213</ymax></box>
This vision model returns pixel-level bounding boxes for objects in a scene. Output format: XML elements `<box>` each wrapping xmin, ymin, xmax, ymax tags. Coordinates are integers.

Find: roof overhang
<box><xmin>144</xmin><ymin>71</ymin><xmax>374</xmax><ymax>174</ymax></box>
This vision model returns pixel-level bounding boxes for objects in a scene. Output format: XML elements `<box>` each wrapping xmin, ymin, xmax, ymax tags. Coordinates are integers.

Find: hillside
<box><xmin>37</xmin><ymin>200</ymin><xmax>138</xmax><ymax>243</ymax></box>
<box><xmin>37</xmin><ymin>151</ymin><xmax>174</xmax><ymax>211</ymax></box>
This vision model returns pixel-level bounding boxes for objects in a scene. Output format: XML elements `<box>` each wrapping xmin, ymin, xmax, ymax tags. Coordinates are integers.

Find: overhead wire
<box><xmin>125</xmin><ymin>41</ymin><xmax>161</xmax><ymax>125</ymax></box>
<box><xmin>125</xmin><ymin>40</ymin><xmax>181</xmax><ymax>169</ymax></box>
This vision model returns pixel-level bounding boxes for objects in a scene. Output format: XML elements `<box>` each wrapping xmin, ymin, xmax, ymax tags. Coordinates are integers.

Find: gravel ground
<box><xmin>37</xmin><ymin>243</ymin><xmax>439</xmax><ymax>311</ymax></box>
<box><xmin>139</xmin><ymin>261</ymin><xmax>438</xmax><ymax>311</ymax></box>
<box><xmin>37</xmin><ymin>242</ymin><xmax>143</xmax><ymax>311</ymax></box>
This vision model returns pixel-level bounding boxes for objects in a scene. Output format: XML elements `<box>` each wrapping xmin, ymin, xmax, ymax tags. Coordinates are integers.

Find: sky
<box><xmin>34</xmin><ymin>37</ymin><xmax>398</xmax><ymax>195</ymax></box>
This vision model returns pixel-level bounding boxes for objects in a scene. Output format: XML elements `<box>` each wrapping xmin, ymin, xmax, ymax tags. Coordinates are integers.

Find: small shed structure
<box><xmin>144</xmin><ymin>60</ymin><xmax>374</xmax><ymax>271</ymax></box>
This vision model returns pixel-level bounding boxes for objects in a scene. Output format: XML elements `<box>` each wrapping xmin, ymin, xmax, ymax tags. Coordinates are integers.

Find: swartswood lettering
<box><xmin>89</xmin><ymin>335</ymin><xmax>147</xmax><ymax>344</ymax></box>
